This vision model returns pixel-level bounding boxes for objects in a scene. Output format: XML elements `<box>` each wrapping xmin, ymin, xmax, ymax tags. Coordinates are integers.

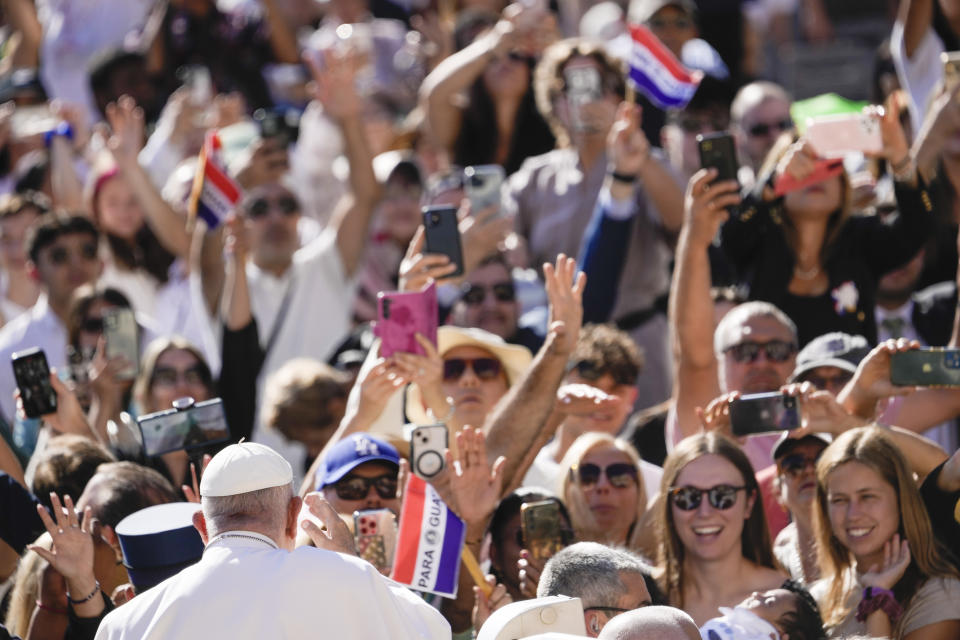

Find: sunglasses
<box><xmin>332</xmin><ymin>473</ymin><xmax>398</xmax><ymax>501</ymax></box>
<box><xmin>778</xmin><ymin>452</ymin><xmax>822</xmax><ymax>477</ymax></box>
<box><xmin>572</xmin><ymin>359</ymin><xmax>635</xmax><ymax>387</ymax></box>
<box><xmin>245</xmin><ymin>195</ymin><xmax>299</xmax><ymax>219</ymax></box>
<box><xmin>572</xmin><ymin>462</ymin><xmax>638</xmax><ymax>489</ymax></box>
<box><xmin>669</xmin><ymin>484</ymin><xmax>747</xmax><ymax>511</ymax></box>
<box><xmin>747</xmin><ymin>119</ymin><xmax>793</xmax><ymax>138</ymax></box>
<box><xmin>648</xmin><ymin>16</ymin><xmax>693</xmax><ymax>30</ymax></box>
<box><xmin>81</xmin><ymin>317</ymin><xmax>104</xmax><ymax>333</ymax></box>
<box><xmin>462</xmin><ymin>282</ymin><xmax>515</xmax><ymax>305</ymax></box>
<box><xmin>443</xmin><ymin>357</ymin><xmax>502</xmax><ymax>381</ymax></box>
<box><xmin>724</xmin><ymin>340</ymin><xmax>796</xmax><ymax>364</ymax></box>
<box><xmin>152</xmin><ymin>366</ymin><xmax>207</xmax><ymax>388</ymax></box>
<box><xmin>48</xmin><ymin>242</ymin><xmax>98</xmax><ymax>265</ymax></box>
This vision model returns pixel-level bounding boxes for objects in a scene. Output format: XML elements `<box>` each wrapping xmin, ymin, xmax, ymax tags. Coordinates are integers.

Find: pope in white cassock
<box><xmin>95</xmin><ymin>442</ymin><xmax>450</xmax><ymax>639</ymax></box>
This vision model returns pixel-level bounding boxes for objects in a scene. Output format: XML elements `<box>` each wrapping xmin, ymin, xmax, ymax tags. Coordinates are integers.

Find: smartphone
<box><xmin>354</xmin><ymin>508</ymin><xmax>398</xmax><ymax>574</ymax></box>
<box><xmin>943</xmin><ymin>51</ymin><xmax>960</xmax><ymax>92</ymax></box>
<box><xmin>805</xmin><ymin>113</ymin><xmax>882</xmax><ymax>158</ymax></box>
<box><xmin>890</xmin><ymin>348</ymin><xmax>960</xmax><ymax>387</ymax></box>
<box><xmin>253</xmin><ymin>107</ymin><xmax>300</xmax><ymax>146</ymax></box>
<box><xmin>422</xmin><ymin>206</ymin><xmax>464</xmax><ymax>277</ymax></box>
<box><xmin>564</xmin><ymin>66</ymin><xmax>603</xmax><ymax>133</ymax></box>
<box><xmin>409</xmin><ymin>424</ymin><xmax>448</xmax><ymax>479</ymax></box>
<box><xmin>520</xmin><ymin>500</ymin><xmax>565</xmax><ymax>563</ymax></box>
<box><xmin>375</xmin><ymin>282</ymin><xmax>438</xmax><ymax>358</ymax></box>
<box><xmin>697</xmin><ymin>132</ymin><xmax>739</xmax><ymax>184</ymax></box>
<box><xmin>729</xmin><ymin>392</ymin><xmax>800</xmax><ymax>436</ymax></box>
<box><xmin>9</xmin><ymin>105</ymin><xmax>58</xmax><ymax>141</ymax></box>
<box><xmin>178</xmin><ymin>65</ymin><xmax>212</xmax><ymax>106</ymax></box>
<box><xmin>463</xmin><ymin>165</ymin><xmax>504</xmax><ymax>216</ymax></box>
<box><xmin>137</xmin><ymin>398</ymin><xmax>231</xmax><ymax>457</ymax></box>
<box><xmin>11</xmin><ymin>347</ymin><xmax>57</xmax><ymax>418</ymax></box>
<box><xmin>103</xmin><ymin>307</ymin><xmax>138</xmax><ymax>381</ymax></box>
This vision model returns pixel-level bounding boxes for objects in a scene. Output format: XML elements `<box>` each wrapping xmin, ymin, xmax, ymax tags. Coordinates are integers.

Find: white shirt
<box><xmin>875</xmin><ymin>301</ymin><xmax>919</xmax><ymax>343</ymax></box>
<box><xmin>891</xmin><ymin>20</ymin><xmax>945</xmax><ymax>136</ymax></box>
<box><xmin>0</xmin><ymin>294</ymin><xmax>68</xmax><ymax>424</ymax></box>
<box><xmin>95</xmin><ymin>531</ymin><xmax>450</xmax><ymax>640</ymax></box>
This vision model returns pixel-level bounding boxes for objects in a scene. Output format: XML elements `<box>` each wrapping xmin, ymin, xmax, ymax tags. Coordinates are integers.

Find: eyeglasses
<box><xmin>571</xmin><ymin>359</ymin><xmax>636</xmax><ymax>387</ymax></box>
<box><xmin>647</xmin><ymin>16</ymin><xmax>693</xmax><ymax>30</ymax></box>
<box><xmin>81</xmin><ymin>317</ymin><xmax>104</xmax><ymax>333</ymax></box>
<box><xmin>443</xmin><ymin>357</ymin><xmax>502</xmax><ymax>381</ymax></box>
<box><xmin>747</xmin><ymin>119</ymin><xmax>793</xmax><ymax>138</ymax></box>
<box><xmin>48</xmin><ymin>242</ymin><xmax>99</xmax><ymax>266</ymax></box>
<box><xmin>152</xmin><ymin>366</ymin><xmax>207</xmax><ymax>388</ymax></box>
<box><xmin>724</xmin><ymin>340</ymin><xmax>796</xmax><ymax>363</ymax></box>
<box><xmin>332</xmin><ymin>473</ymin><xmax>398</xmax><ymax>501</ymax></box>
<box><xmin>778</xmin><ymin>452</ymin><xmax>822</xmax><ymax>477</ymax></box>
<box><xmin>245</xmin><ymin>195</ymin><xmax>299</xmax><ymax>219</ymax></box>
<box><xmin>461</xmin><ymin>282</ymin><xmax>515</xmax><ymax>305</ymax></box>
<box><xmin>572</xmin><ymin>462</ymin><xmax>639</xmax><ymax>489</ymax></box>
<box><xmin>669</xmin><ymin>484</ymin><xmax>747</xmax><ymax>511</ymax></box>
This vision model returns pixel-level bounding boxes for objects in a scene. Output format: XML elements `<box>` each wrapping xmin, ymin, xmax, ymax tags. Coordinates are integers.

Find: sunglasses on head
<box><xmin>443</xmin><ymin>357</ymin><xmax>502</xmax><ymax>381</ymax></box>
<box><xmin>332</xmin><ymin>473</ymin><xmax>398</xmax><ymax>501</ymax></box>
<box><xmin>778</xmin><ymin>451</ymin><xmax>822</xmax><ymax>477</ymax></box>
<box><xmin>461</xmin><ymin>282</ymin><xmax>515</xmax><ymax>305</ymax></box>
<box><xmin>48</xmin><ymin>242</ymin><xmax>98</xmax><ymax>266</ymax></box>
<box><xmin>572</xmin><ymin>462</ymin><xmax>638</xmax><ymax>489</ymax></box>
<box><xmin>245</xmin><ymin>195</ymin><xmax>299</xmax><ymax>219</ymax></box>
<box><xmin>572</xmin><ymin>359</ymin><xmax>635</xmax><ymax>387</ymax></box>
<box><xmin>724</xmin><ymin>340</ymin><xmax>796</xmax><ymax>363</ymax></box>
<box><xmin>747</xmin><ymin>119</ymin><xmax>793</xmax><ymax>138</ymax></box>
<box><xmin>669</xmin><ymin>484</ymin><xmax>747</xmax><ymax>511</ymax></box>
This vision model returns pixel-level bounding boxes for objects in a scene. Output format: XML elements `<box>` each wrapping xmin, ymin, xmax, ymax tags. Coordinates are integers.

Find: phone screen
<box><xmin>729</xmin><ymin>392</ymin><xmax>799</xmax><ymax>436</ymax></box>
<box><xmin>137</xmin><ymin>399</ymin><xmax>231</xmax><ymax>457</ymax></box>
<box><xmin>12</xmin><ymin>348</ymin><xmax>57</xmax><ymax>418</ymax></box>
<box><xmin>103</xmin><ymin>308</ymin><xmax>139</xmax><ymax>380</ymax></box>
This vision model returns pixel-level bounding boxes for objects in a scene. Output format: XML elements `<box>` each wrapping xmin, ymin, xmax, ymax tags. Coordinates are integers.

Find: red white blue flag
<box><xmin>188</xmin><ymin>131</ymin><xmax>242</xmax><ymax>229</ymax></box>
<box><xmin>391</xmin><ymin>474</ymin><xmax>466</xmax><ymax>598</ymax></box>
<box><xmin>627</xmin><ymin>24</ymin><xmax>703</xmax><ymax>110</ymax></box>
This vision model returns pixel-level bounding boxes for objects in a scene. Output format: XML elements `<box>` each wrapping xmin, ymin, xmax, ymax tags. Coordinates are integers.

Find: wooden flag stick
<box><xmin>462</xmin><ymin>545</ymin><xmax>493</xmax><ymax>598</ymax></box>
<box><xmin>626</xmin><ymin>83</ymin><xmax>636</xmax><ymax>105</ymax></box>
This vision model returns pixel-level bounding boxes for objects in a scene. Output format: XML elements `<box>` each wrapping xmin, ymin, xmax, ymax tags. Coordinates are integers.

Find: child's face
<box><xmin>739</xmin><ymin>588</ymin><xmax>798</xmax><ymax>628</ymax></box>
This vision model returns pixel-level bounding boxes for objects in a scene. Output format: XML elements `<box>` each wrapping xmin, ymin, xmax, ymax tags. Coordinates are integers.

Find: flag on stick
<box><xmin>627</xmin><ymin>24</ymin><xmax>703</xmax><ymax>110</ymax></box>
<box><xmin>188</xmin><ymin>131</ymin><xmax>242</xmax><ymax>229</ymax></box>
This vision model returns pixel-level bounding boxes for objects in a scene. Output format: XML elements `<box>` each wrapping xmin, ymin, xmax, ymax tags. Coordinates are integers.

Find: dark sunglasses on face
<box><xmin>778</xmin><ymin>452</ymin><xmax>822</xmax><ymax>477</ymax></box>
<box><xmin>572</xmin><ymin>462</ymin><xmax>639</xmax><ymax>489</ymax></box>
<box><xmin>245</xmin><ymin>195</ymin><xmax>299</xmax><ymax>219</ymax></box>
<box><xmin>669</xmin><ymin>484</ymin><xmax>747</xmax><ymax>511</ymax></box>
<box><xmin>724</xmin><ymin>340</ymin><xmax>797</xmax><ymax>363</ymax></box>
<box><xmin>648</xmin><ymin>16</ymin><xmax>693</xmax><ymax>30</ymax></box>
<box><xmin>332</xmin><ymin>473</ymin><xmax>398</xmax><ymax>501</ymax></box>
<box><xmin>747</xmin><ymin>119</ymin><xmax>793</xmax><ymax>138</ymax></box>
<box><xmin>462</xmin><ymin>281</ymin><xmax>515</xmax><ymax>305</ymax></box>
<box><xmin>443</xmin><ymin>357</ymin><xmax>502</xmax><ymax>381</ymax></box>
<box><xmin>152</xmin><ymin>366</ymin><xmax>207</xmax><ymax>388</ymax></box>
<box><xmin>81</xmin><ymin>317</ymin><xmax>104</xmax><ymax>333</ymax></box>
<box><xmin>48</xmin><ymin>242</ymin><xmax>98</xmax><ymax>266</ymax></box>
<box><xmin>572</xmin><ymin>359</ymin><xmax>635</xmax><ymax>387</ymax></box>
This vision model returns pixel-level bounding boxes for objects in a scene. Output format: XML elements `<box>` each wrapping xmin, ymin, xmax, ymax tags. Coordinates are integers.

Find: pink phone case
<box><xmin>774</xmin><ymin>159</ymin><xmax>844</xmax><ymax>197</ymax></box>
<box><xmin>374</xmin><ymin>281</ymin><xmax>438</xmax><ymax>358</ymax></box>
<box><xmin>805</xmin><ymin>113</ymin><xmax>882</xmax><ymax>158</ymax></box>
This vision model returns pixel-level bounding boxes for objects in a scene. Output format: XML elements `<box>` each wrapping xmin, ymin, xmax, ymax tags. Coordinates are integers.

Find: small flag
<box><xmin>390</xmin><ymin>474</ymin><xmax>466</xmax><ymax>598</ymax></box>
<box><xmin>627</xmin><ymin>24</ymin><xmax>703</xmax><ymax>110</ymax></box>
<box><xmin>188</xmin><ymin>131</ymin><xmax>242</xmax><ymax>229</ymax></box>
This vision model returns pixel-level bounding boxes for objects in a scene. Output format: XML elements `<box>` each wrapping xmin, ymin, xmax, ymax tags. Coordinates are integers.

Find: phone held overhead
<box><xmin>137</xmin><ymin>396</ymin><xmax>231</xmax><ymax>457</ymax></box>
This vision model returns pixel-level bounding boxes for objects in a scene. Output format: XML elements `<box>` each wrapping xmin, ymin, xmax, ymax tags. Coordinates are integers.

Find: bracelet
<box><xmin>892</xmin><ymin>156</ymin><xmax>916</xmax><ymax>182</ymax></box>
<box><xmin>66</xmin><ymin>580</ymin><xmax>100</xmax><ymax>605</ymax></box>
<box><xmin>609</xmin><ymin>170</ymin><xmax>638</xmax><ymax>184</ymax></box>
<box><xmin>43</xmin><ymin>122</ymin><xmax>74</xmax><ymax>149</ymax></box>
<box><xmin>35</xmin><ymin>600</ymin><xmax>68</xmax><ymax>615</ymax></box>
<box><xmin>855</xmin><ymin>586</ymin><xmax>903</xmax><ymax>623</ymax></box>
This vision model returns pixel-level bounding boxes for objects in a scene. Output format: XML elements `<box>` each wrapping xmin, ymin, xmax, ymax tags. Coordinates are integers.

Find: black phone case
<box><xmin>12</xmin><ymin>348</ymin><xmax>57</xmax><ymax>418</ymax></box>
<box><xmin>890</xmin><ymin>349</ymin><xmax>960</xmax><ymax>387</ymax></box>
<box><xmin>422</xmin><ymin>207</ymin><xmax>464</xmax><ymax>277</ymax></box>
<box><xmin>729</xmin><ymin>393</ymin><xmax>799</xmax><ymax>436</ymax></box>
<box><xmin>697</xmin><ymin>132</ymin><xmax>739</xmax><ymax>184</ymax></box>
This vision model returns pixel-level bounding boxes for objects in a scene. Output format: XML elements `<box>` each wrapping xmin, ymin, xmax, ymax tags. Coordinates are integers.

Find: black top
<box><xmin>920</xmin><ymin>461</ymin><xmax>960</xmax><ymax>569</ymax></box>
<box><xmin>720</xmin><ymin>178</ymin><xmax>937</xmax><ymax>346</ymax></box>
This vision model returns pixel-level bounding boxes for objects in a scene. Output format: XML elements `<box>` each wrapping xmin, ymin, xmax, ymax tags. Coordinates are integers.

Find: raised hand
<box><xmin>473</xmin><ymin>574</ymin><xmax>513</xmax><ymax>631</ymax></box>
<box><xmin>696</xmin><ymin>390</ymin><xmax>739</xmax><ymax>435</ymax></box>
<box><xmin>607</xmin><ymin>102</ymin><xmax>650</xmax><ymax>178</ymax></box>
<box><xmin>29</xmin><ymin>495</ymin><xmax>97</xmax><ymax>590</ymax></box>
<box><xmin>781</xmin><ymin>382</ymin><xmax>865</xmax><ymax>437</ymax></box>
<box><xmin>445</xmin><ymin>426</ymin><xmax>506</xmax><ymax>527</ymax></box>
<box><xmin>775</xmin><ymin>139</ymin><xmax>819</xmax><ymax>183</ymax></box>
<box><xmin>860</xmin><ymin>533</ymin><xmax>911</xmax><ymax>591</ymax></box>
<box><xmin>557</xmin><ymin>383</ymin><xmax>622</xmax><ymax>418</ymax></box>
<box><xmin>870</xmin><ymin>94</ymin><xmax>910</xmax><ymax>167</ymax></box>
<box><xmin>105</xmin><ymin>95</ymin><xmax>145</xmax><ymax>164</ymax></box>
<box><xmin>517</xmin><ymin>549</ymin><xmax>542</xmax><ymax>598</ymax></box>
<box><xmin>301</xmin><ymin>493</ymin><xmax>358</xmax><ymax>555</ymax></box>
<box><xmin>306</xmin><ymin>49</ymin><xmax>362</xmax><ymax>124</ymax></box>
<box><xmin>544</xmin><ymin>254</ymin><xmax>586</xmax><ymax>356</ymax></box>
<box><xmin>182</xmin><ymin>454</ymin><xmax>213</xmax><ymax>503</ymax></box>
<box><xmin>50</xmin><ymin>100</ymin><xmax>91</xmax><ymax>152</ymax></box>
<box><xmin>33</xmin><ymin>370</ymin><xmax>94</xmax><ymax>437</ymax></box>
<box><xmin>389</xmin><ymin>334</ymin><xmax>448</xmax><ymax>418</ymax></box>
<box><xmin>839</xmin><ymin>339</ymin><xmax>920</xmax><ymax>418</ymax></box>
<box><xmin>398</xmin><ymin>226</ymin><xmax>456</xmax><ymax>292</ymax></box>
<box><xmin>683</xmin><ymin>169</ymin><xmax>739</xmax><ymax>247</ymax></box>
<box><xmin>223</xmin><ymin>213</ymin><xmax>251</xmax><ymax>265</ymax></box>
<box><xmin>233</xmin><ymin>137</ymin><xmax>289</xmax><ymax>190</ymax></box>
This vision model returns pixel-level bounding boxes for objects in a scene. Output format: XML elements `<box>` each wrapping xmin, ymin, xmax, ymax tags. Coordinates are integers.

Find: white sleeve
<box><xmin>891</xmin><ymin>20</ymin><xmax>945</xmax><ymax>134</ymax></box>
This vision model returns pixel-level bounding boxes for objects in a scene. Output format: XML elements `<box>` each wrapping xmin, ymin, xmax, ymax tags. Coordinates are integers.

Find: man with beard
<box><xmin>448</xmin><ymin>253</ymin><xmax>543</xmax><ymax>353</ymax></box>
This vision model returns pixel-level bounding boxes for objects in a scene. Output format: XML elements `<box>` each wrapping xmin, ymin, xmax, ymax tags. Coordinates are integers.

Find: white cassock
<box><xmin>95</xmin><ymin>532</ymin><xmax>450</xmax><ymax>639</ymax></box>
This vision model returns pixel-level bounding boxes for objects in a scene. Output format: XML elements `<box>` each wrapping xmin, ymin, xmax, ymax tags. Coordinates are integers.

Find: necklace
<box><xmin>794</xmin><ymin>263</ymin><xmax>821</xmax><ymax>280</ymax></box>
<box><xmin>206</xmin><ymin>532</ymin><xmax>279</xmax><ymax>552</ymax></box>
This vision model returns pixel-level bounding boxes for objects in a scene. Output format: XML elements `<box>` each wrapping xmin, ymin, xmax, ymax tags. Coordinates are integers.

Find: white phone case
<box><xmin>410</xmin><ymin>424</ymin><xmax>448</xmax><ymax>479</ymax></box>
<box><xmin>805</xmin><ymin>113</ymin><xmax>881</xmax><ymax>158</ymax></box>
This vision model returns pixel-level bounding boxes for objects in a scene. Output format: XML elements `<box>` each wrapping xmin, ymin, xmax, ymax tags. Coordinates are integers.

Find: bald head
<box><xmin>597</xmin><ymin>606</ymin><xmax>700</xmax><ymax>640</ymax></box>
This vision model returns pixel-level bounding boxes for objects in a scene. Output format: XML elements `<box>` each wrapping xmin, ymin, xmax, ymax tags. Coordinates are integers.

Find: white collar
<box><xmin>205</xmin><ymin>530</ymin><xmax>280</xmax><ymax>552</ymax></box>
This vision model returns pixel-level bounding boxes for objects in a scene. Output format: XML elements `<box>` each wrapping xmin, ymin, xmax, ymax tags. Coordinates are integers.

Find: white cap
<box><xmin>200</xmin><ymin>442</ymin><xmax>293</xmax><ymax>497</ymax></box>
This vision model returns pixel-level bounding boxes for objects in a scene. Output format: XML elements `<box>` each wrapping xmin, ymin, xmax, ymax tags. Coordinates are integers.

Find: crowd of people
<box><xmin>0</xmin><ymin>0</ymin><xmax>959</xmax><ymax>638</ymax></box>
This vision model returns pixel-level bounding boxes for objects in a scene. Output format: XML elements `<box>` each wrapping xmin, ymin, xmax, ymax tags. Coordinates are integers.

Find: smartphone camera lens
<box><xmin>430</xmin><ymin>213</ymin><xmax>440</xmax><ymax>225</ymax></box>
<box><xmin>783</xmin><ymin>396</ymin><xmax>796</xmax><ymax>409</ymax></box>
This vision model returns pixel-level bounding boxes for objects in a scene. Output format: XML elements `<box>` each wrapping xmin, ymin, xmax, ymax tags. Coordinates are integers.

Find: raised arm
<box><xmin>259</xmin><ymin>0</ymin><xmax>300</xmax><ymax>64</ymax></box>
<box><xmin>483</xmin><ymin>254</ymin><xmax>585</xmax><ymax>494</ymax></box>
<box><xmin>897</xmin><ymin>0</ymin><xmax>935</xmax><ymax>59</ymax></box>
<box><xmin>0</xmin><ymin>0</ymin><xmax>41</xmax><ymax>71</ymax></box>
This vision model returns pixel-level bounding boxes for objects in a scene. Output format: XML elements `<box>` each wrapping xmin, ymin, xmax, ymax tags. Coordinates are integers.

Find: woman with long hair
<box><xmin>657</xmin><ymin>432</ymin><xmax>785</xmax><ymax>625</ymax></box>
<box><xmin>812</xmin><ymin>426</ymin><xmax>960</xmax><ymax>638</ymax></box>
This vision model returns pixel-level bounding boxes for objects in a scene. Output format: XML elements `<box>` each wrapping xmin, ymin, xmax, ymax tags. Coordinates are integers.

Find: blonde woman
<box><xmin>812</xmin><ymin>426</ymin><xmax>960</xmax><ymax>639</ymax></box>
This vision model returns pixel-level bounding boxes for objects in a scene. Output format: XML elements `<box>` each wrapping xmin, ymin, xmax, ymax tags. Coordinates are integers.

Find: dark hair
<box><xmin>26</xmin><ymin>212</ymin><xmax>99</xmax><ymax>264</ymax></box>
<box><xmin>84</xmin><ymin>461</ymin><xmax>178</xmax><ymax>528</ymax></box>
<box><xmin>88</xmin><ymin>49</ymin><xmax>146</xmax><ymax>113</ymax></box>
<box><xmin>568</xmin><ymin>323</ymin><xmax>643</xmax><ymax>386</ymax></box>
<box><xmin>31</xmin><ymin>435</ymin><xmax>116</xmax><ymax>511</ymax></box>
<box><xmin>488</xmin><ymin>489</ymin><xmax>573</xmax><ymax>568</ymax></box>
<box><xmin>67</xmin><ymin>285</ymin><xmax>133</xmax><ymax>348</ymax></box>
<box><xmin>778</xmin><ymin>579</ymin><xmax>827</xmax><ymax>640</ymax></box>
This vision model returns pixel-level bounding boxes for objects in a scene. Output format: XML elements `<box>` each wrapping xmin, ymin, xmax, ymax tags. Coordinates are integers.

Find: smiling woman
<box><xmin>812</xmin><ymin>427</ymin><xmax>960</xmax><ymax>639</ymax></box>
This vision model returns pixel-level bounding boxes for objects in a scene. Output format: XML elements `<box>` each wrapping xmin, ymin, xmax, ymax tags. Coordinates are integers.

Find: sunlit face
<box><xmin>671</xmin><ymin>454</ymin><xmax>754</xmax><ymax>562</ymax></box>
<box><xmin>736</xmin><ymin>96</ymin><xmax>793</xmax><ymax>170</ymax></box>
<box><xmin>797</xmin><ymin>365</ymin><xmax>853</xmax><ymax>396</ymax></box>
<box><xmin>719</xmin><ymin>314</ymin><xmax>796</xmax><ymax>394</ymax></box>
<box><xmin>646</xmin><ymin>5</ymin><xmax>696</xmax><ymax>58</ymax></box>
<box><xmin>739</xmin><ymin>588</ymin><xmax>797</xmax><ymax>629</ymax></box>
<box><xmin>33</xmin><ymin>233</ymin><xmax>103</xmax><ymax>306</ymax></box>
<box><xmin>825</xmin><ymin>461</ymin><xmax>900</xmax><ymax>568</ymax></box>
<box><xmin>574</xmin><ymin>446</ymin><xmax>639</xmax><ymax>539</ymax></box>
<box><xmin>321</xmin><ymin>460</ymin><xmax>400</xmax><ymax>516</ymax></box>
<box><xmin>147</xmin><ymin>348</ymin><xmax>212</xmax><ymax>413</ymax></box>
<box><xmin>98</xmin><ymin>176</ymin><xmax>144</xmax><ymax>241</ymax></box>
<box><xmin>242</xmin><ymin>183</ymin><xmax>301</xmax><ymax>270</ymax></box>
<box><xmin>783</xmin><ymin>174</ymin><xmax>843</xmax><ymax>218</ymax></box>
<box><xmin>450</xmin><ymin>261</ymin><xmax>519</xmax><ymax>340</ymax></box>
<box><xmin>0</xmin><ymin>206</ymin><xmax>40</xmax><ymax>268</ymax></box>
<box><xmin>440</xmin><ymin>345</ymin><xmax>509</xmax><ymax>429</ymax></box>
<box><xmin>377</xmin><ymin>177</ymin><xmax>422</xmax><ymax>246</ymax></box>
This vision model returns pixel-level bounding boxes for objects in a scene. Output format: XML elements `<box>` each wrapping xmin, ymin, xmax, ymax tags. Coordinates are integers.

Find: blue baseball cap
<box><xmin>316</xmin><ymin>433</ymin><xmax>400</xmax><ymax>489</ymax></box>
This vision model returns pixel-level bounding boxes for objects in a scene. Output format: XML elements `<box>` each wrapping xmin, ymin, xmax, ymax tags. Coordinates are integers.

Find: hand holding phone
<box><xmin>520</xmin><ymin>500</ymin><xmax>566</xmax><ymax>563</ymax></box>
<box><xmin>103</xmin><ymin>307</ymin><xmax>139</xmax><ymax>380</ymax></box>
<box><xmin>410</xmin><ymin>424</ymin><xmax>448</xmax><ymax>479</ymax></box>
<box><xmin>375</xmin><ymin>282</ymin><xmax>438</xmax><ymax>358</ymax></box>
<box><xmin>354</xmin><ymin>508</ymin><xmax>398</xmax><ymax>574</ymax></box>
<box><xmin>697</xmin><ymin>132</ymin><xmax>739</xmax><ymax>184</ymax></box>
<box><xmin>12</xmin><ymin>347</ymin><xmax>57</xmax><ymax>418</ymax></box>
<box><xmin>890</xmin><ymin>348</ymin><xmax>960</xmax><ymax>387</ymax></box>
<box><xmin>729</xmin><ymin>392</ymin><xmax>800</xmax><ymax>436</ymax></box>
<box><xmin>137</xmin><ymin>398</ymin><xmax>231</xmax><ymax>457</ymax></box>
<box><xmin>422</xmin><ymin>206</ymin><xmax>464</xmax><ymax>277</ymax></box>
<box><xmin>805</xmin><ymin>112</ymin><xmax>882</xmax><ymax>158</ymax></box>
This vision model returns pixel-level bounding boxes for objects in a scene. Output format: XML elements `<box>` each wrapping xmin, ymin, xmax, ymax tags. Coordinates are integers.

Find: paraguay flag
<box><xmin>188</xmin><ymin>131</ymin><xmax>242</xmax><ymax>229</ymax></box>
<box><xmin>391</xmin><ymin>474</ymin><xmax>466</xmax><ymax>598</ymax></box>
<box><xmin>627</xmin><ymin>24</ymin><xmax>703</xmax><ymax>110</ymax></box>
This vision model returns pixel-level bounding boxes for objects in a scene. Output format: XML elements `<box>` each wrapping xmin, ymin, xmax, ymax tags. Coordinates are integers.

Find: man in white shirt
<box><xmin>95</xmin><ymin>441</ymin><xmax>450</xmax><ymax>639</ymax></box>
<box><xmin>0</xmin><ymin>213</ymin><xmax>102</xmax><ymax>425</ymax></box>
